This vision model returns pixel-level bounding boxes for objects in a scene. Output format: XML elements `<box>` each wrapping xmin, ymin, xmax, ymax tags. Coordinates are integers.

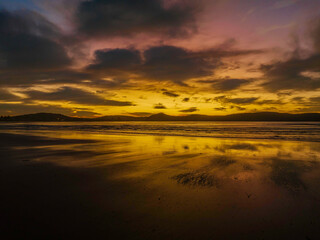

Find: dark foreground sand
<box><xmin>1</xmin><ymin>132</ymin><xmax>320</xmax><ymax>240</ymax></box>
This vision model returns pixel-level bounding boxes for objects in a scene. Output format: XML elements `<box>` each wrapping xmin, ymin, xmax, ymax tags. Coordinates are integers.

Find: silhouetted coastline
<box><xmin>1</xmin><ymin>112</ymin><xmax>320</xmax><ymax>122</ymax></box>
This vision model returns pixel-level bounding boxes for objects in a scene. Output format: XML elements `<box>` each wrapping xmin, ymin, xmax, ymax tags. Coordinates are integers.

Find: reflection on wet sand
<box><xmin>1</xmin><ymin>131</ymin><xmax>320</xmax><ymax>239</ymax></box>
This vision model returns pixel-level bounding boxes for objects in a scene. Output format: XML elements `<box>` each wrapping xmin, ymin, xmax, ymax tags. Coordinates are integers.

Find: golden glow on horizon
<box><xmin>3</xmin><ymin>81</ymin><xmax>319</xmax><ymax>117</ymax></box>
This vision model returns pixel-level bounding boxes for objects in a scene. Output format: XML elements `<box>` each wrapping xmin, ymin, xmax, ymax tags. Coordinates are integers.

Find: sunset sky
<box><xmin>1</xmin><ymin>0</ymin><xmax>320</xmax><ymax>117</ymax></box>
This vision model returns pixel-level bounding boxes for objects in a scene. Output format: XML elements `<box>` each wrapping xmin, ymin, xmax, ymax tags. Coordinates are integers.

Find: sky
<box><xmin>0</xmin><ymin>0</ymin><xmax>320</xmax><ymax>117</ymax></box>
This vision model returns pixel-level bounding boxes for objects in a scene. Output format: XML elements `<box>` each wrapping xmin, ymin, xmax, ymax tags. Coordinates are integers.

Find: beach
<box><xmin>1</xmin><ymin>122</ymin><xmax>320</xmax><ymax>239</ymax></box>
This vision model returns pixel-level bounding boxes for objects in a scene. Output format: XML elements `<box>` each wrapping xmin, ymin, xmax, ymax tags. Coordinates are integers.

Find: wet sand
<box><xmin>1</xmin><ymin>132</ymin><xmax>320</xmax><ymax>239</ymax></box>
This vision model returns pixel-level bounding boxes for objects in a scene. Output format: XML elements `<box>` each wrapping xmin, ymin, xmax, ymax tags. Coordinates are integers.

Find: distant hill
<box><xmin>0</xmin><ymin>113</ymin><xmax>82</xmax><ymax>122</ymax></box>
<box><xmin>1</xmin><ymin>112</ymin><xmax>320</xmax><ymax>122</ymax></box>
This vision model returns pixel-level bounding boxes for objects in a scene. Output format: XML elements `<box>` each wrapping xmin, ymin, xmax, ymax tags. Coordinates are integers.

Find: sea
<box><xmin>1</xmin><ymin>121</ymin><xmax>320</xmax><ymax>142</ymax></box>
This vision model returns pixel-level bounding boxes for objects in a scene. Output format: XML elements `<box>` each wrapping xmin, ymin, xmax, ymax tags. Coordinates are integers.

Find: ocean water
<box><xmin>1</xmin><ymin>121</ymin><xmax>320</xmax><ymax>141</ymax></box>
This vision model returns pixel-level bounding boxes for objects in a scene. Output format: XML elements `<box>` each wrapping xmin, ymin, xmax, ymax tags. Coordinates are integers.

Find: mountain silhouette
<box><xmin>1</xmin><ymin>112</ymin><xmax>320</xmax><ymax>122</ymax></box>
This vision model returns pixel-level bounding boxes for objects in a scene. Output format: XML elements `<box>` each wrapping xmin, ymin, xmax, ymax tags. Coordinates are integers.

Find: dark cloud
<box><xmin>0</xmin><ymin>9</ymin><xmax>60</xmax><ymax>38</ymax></box>
<box><xmin>0</xmin><ymin>69</ymin><xmax>130</xmax><ymax>89</ymax></box>
<box><xmin>162</xmin><ymin>90</ymin><xmax>180</xmax><ymax>97</ymax></box>
<box><xmin>0</xmin><ymin>10</ymin><xmax>71</xmax><ymax>71</ymax></box>
<box><xmin>214</xmin><ymin>107</ymin><xmax>227</xmax><ymax>111</ymax></box>
<box><xmin>261</xmin><ymin>55</ymin><xmax>320</xmax><ymax>91</ymax></box>
<box><xmin>0</xmin><ymin>70</ymin><xmax>88</xmax><ymax>87</ymax></box>
<box><xmin>76</xmin><ymin>0</ymin><xmax>198</xmax><ymax>38</ymax></box>
<box><xmin>142</xmin><ymin>45</ymin><xmax>215</xmax><ymax>84</ymax></box>
<box><xmin>202</xmin><ymin>97</ymin><xmax>213</xmax><ymax>103</ymax></box>
<box><xmin>231</xmin><ymin>106</ymin><xmax>246</xmax><ymax>111</ymax></box>
<box><xmin>255</xmin><ymin>99</ymin><xmax>284</xmax><ymax>105</ymax></box>
<box><xmin>295</xmin><ymin>96</ymin><xmax>320</xmax><ymax>112</ymax></box>
<box><xmin>217</xmin><ymin>49</ymin><xmax>266</xmax><ymax>58</ymax></box>
<box><xmin>153</xmin><ymin>103</ymin><xmax>166</xmax><ymax>109</ymax></box>
<box><xmin>296</xmin><ymin>106</ymin><xmax>320</xmax><ymax>113</ymax></box>
<box><xmin>179</xmin><ymin>107</ymin><xmax>198</xmax><ymax>113</ymax></box>
<box><xmin>310</xmin><ymin>96</ymin><xmax>320</xmax><ymax>102</ymax></box>
<box><xmin>198</xmin><ymin>78</ymin><xmax>251</xmax><ymax>91</ymax></box>
<box><xmin>86</xmin><ymin>78</ymin><xmax>130</xmax><ymax>89</ymax></box>
<box><xmin>261</xmin><ymin>18</ymin><xmax>320</xmax><ymax>92</ymax></box>
<box><xmin>277</xmin><ymin>91</ymin><xmax>292</xmax><ymax>97</ymax></box>
<box><xmin>87</xmin><ymin>48</ymin><xmax>142</xmax><ymax>74</ymax></box>
<box><xmin>291</xmin><ymin>96</ymin><xmax>305</xmax><ymax>103</ymax></box>
<box><xmin>214</xmin><ymin>96</ymin><xmax>258</xmax><ymax>105</ymax></box>
<box><xmin>87</xmin><ymin>45</ymin><xmax>217</xmax><ymax>84</ymax></box>
<box><xmin>0</xmin><ymin>39</ymin><xmax>238</xmax><ymax>88</ymax></box>
<box><xmin>25</xmin><ymin>87</ymin><xmax>134</xmax><ymax>106</ymax></box>
<box><xmin>182</xmin><ymin>98</ymin><xmax>190</xmax><ymax>102</ymax></box>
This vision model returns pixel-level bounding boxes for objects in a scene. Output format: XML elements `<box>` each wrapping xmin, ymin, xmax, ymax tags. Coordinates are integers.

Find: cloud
<box><xmin>198</xmin><ymin>78</ymin><xmax>251</xmax><ymax>91</ymax></box>
<box><xmin>214</xmin><ymin>96</ymin><xmax>258</xmax><ymax>105</ymax></box>
<box><xmin>162</xmin><ymin>90</ymin><xmax>180</xmax><ymax>97</ymax></box>
<box><xmin>231</xmin><ymin>105</ymin><xmax>246</xmax><ymax>111</ymax></box>
<box><xmin>25</xmin><ymin>87</ymin><xmax>134</xmax><ymax>106</ymax></box>
<box><xmin>76</xmin><ymin>0</ymin><xmax>198</xmax><ymax>38</ymax></box>
<box><xmin>182</xmin><ymin>98</ymin><xmax>190</xmax><ymax>102</ymax></box>
<box><xmin>261</xmin><ymin>55</ymin><xmax>320</xmax><ymax>91</ymax></box>
<box><xmin>294</xmin><ymin>96</ymin><xmax>320</xmax><ymax>112</ymax></box>
<box><xmin>0</xmin><ymin>68</ymin><xmax>130</xmax><ymax>89</ymax></box>
<box><xmin>87</xmin><ymin>45</ymin><xmax>217</xmax><ymax>84</ymax></box>
<box><xmin>310</xmin><ymin>96</ymin><xmax>320</xmax><ymax>103</ymax></box>
<box><xmin>0</xmin><ymin>70</ymin><xmax>87</xmax><ymax>87</ymax></box>
<box><xmin>142</xmin><ymin>45</ymin><xmax>215</xmax><ymax>84</ymax></box>
<box><xmin>261</xmin><ymin>17</ymin><xmax>320</xmax><ymax>92</ymax></box>
<box><xmin>0</xmin><ymin>40</ymin><xmax>260</xmax><ymax>89</ymax></box>
<box><xmin>153</xmin><ymin>103</ymin><xmax>167</xmax><ymax>109</ymax></box>
<box><xmin>0</xmin><ymin>10</ymin><xmax>71</xmax><ymax>71</ymax></box>
<box><xmin>0</xmin><ymin>8</ymin><xmax>265</xmax><ymax>90</ymax></box>
<box><xmin>179</xmin><ymin>107</ymin><xmax>198</xmax><ymax>112</ymax></box>
<box><xmin>214</xmin><ymin>107</ymin><xmax>227</xmax><ymax>111</ymax></box>
<box><xmin>298</xmin><ymin>98</ymin><xmax>320</xmax><ymax>112</ymax></box>
<box><xmin>87</xmin><ymin>48</ymin><xmax>142</xmax><ymax>74</ymax></box>
<box><xmin>255</xmin><ymin>99</ymin><xmax>284</xmax><ymax>105</ymax></box>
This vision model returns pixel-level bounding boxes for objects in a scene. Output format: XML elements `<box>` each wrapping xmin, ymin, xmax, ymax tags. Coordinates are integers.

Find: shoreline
<box><xmin>1</xmin><ymin>128</ymin><xmax>320</xmax><ymax>143</ymax></box>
